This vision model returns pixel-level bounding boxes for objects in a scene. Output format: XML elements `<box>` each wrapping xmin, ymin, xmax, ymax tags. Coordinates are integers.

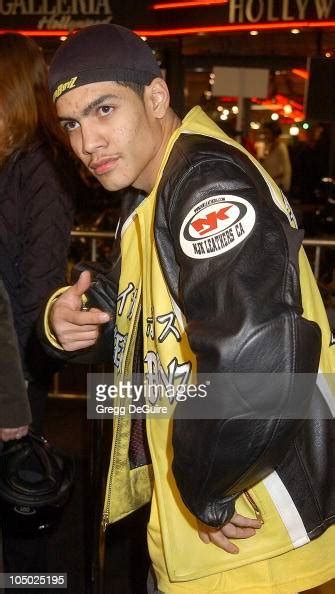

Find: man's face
<box><xmin>56</xmin><ymin>80</ymin><xmax>162</xmax><ymax>192</ymax></box>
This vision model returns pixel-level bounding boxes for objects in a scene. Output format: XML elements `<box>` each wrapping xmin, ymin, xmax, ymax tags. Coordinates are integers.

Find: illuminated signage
<box><xmin>0</xmin><ymin>0</ymin><xmax>113</xmax><ymax>29</ymax></box>
<box><xmin>145</xmin><ymin>0</ymin><xmax>335</xmax><ymax>36</ymax></box>
<box><xmin>228</xmin><ymin>0</ymin><xmax>335</xmax><ymax>23</ymax></box>
<box><xmin>0</xmin><ymin>0</ymin><xmax>334</xmax><ymax>34</ymax></box>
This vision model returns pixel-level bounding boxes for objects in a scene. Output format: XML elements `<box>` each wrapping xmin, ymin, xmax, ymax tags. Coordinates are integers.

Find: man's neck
<box><xmin>135</xmin><ymin>108</ymin><xmax>181</xmax><ymax>194</ymax></box>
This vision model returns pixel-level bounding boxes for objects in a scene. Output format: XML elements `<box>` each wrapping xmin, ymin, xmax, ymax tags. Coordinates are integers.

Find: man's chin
<box><xmin>97</xmin><ymin>175</ymin><xmax>129</xmax><ymax>193</ymax></box>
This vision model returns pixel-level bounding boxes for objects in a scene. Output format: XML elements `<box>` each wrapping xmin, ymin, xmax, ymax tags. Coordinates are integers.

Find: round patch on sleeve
<box><xmin>179</xmin><ymin>194</ymin><xmax>256</xmax><ymax>259</ymax></box>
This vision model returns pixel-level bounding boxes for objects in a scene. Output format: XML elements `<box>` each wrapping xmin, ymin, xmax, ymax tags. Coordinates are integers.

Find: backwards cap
<box><xmin>49</xmin><ymin>24</ymin><xmax>161</xmax><ymax>103</ymax></box>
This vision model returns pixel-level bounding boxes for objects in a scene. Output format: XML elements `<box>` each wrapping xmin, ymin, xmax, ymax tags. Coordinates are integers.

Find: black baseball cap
<box><xmin>49</xmin><ymin>24</ymin><xmax>162</xmax><ymax>103</ymax></box>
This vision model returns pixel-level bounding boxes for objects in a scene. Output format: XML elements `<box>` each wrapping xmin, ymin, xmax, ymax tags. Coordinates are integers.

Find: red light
<box><xmin>1</xmin><ymin>20</ymin><xmax>335</xmax><ymax>39</ymax></box>
<box><xmin>152</xmin><ymin>0</ymin><xmax>228</xmax><ymax>9</ymax></box>
<box><xmin>251</xmin><ymin>94</ymin><xmax>304</xmax><ymax>121</ymax></box>
<box><xmin>276</xmin><ymin>94</ymin><xmax>303</xmax><ymax>111</ymax></box>
<box><xmin>218</xmin><ymin>96</ymin><xmax>238</xmax><ymax>102</ymax></box>
<box><xmin>291</xmin><ymin>68</ymin><xmax>309</xmax><ymax>80</ymax></box>
<box><xmin>135</xmin><ymin>20</ymin><xmax>335</xmax><ymax>37</ymax></box>
<box><xmin>0</xmin><ymin>29</ymin><xmax>74</xmax><ymax>36</ymax></box>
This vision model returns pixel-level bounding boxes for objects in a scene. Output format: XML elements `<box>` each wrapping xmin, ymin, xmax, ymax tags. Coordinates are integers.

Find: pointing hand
<box><xmin>50</xmin><ymin>271</ymin><xmax>111</xmax><ymax>351</ymax></box>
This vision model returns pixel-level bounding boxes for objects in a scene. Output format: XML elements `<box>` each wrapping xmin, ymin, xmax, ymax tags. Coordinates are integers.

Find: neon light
<box><xmin>0</xmin><ymin>29</ymin><xmax>72</xmax><ymax>36</ymax></box>
<box><xmin>218</xmin><ymin>96</ymin><xmax>238</xmax><ymax>102</ymax></box>
<box><xmin>1</xmin><ymin>20</ymin><xmax>334</xmax><ymax>38</ymax></box>
<box><xmin>291</xmin><ymin>68</ymin><xmax>309</xmax><ymax>80</ymax></box>
<box><xmin>152</xmin><ymin>0</ymin><xmax>228</xmax><ymax>9</ymax></box>
<box><xmin>276</xmin><ymin>94</ymin><xmax>303</xmax><ymax>111</ymax></box>
<box><xmin>251</xmin><ymin>94</ymin><xmax>304</xmax><ymax>122</ymax></box>
<box><xmin>134</xmin><ymin>20</ymin><xmax>335</xmax><ymax>36</ymax></box>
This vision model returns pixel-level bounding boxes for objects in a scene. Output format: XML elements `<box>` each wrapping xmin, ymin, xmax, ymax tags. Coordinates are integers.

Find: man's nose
<box><xmin>80</xmin><ymin>122</ymin><xmax>107</xmax><ymax>154</ymax></box>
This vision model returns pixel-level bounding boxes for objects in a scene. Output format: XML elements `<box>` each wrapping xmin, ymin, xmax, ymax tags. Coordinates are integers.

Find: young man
<box><xmin>44</xmin><ymin>24</ymin><xmax>335</xmax><ymax>593</ymax></box>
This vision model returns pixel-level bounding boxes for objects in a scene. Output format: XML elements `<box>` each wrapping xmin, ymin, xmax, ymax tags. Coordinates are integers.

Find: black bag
<box><xmin>0</xmin><ymin>432</ymin><xmax>75</xmax><ymax>535</ymax></box>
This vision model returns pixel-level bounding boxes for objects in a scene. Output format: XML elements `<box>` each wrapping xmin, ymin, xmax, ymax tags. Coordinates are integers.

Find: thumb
<box><xmin>71</xmin><ymin>270</ymin><xmax>92</xmax><ymax>297</ymax></box>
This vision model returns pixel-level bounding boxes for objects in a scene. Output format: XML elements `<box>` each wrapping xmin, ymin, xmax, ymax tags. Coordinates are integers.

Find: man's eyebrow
<box><xmin>59</xmin><ymin>94</ymin><xmax>119</xmax><ymax>121</ymax></box>
<box><xmin>82</xmin><ymin>94</ymin><xmax>118</xmax><ymax>117</ymax></box>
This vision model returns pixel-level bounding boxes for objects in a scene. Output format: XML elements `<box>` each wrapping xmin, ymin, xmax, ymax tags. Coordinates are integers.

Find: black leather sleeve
<box><xmin>155</xmin><ymin>135</ymin><xmax>321</xmax><ymax>528</ymax></box>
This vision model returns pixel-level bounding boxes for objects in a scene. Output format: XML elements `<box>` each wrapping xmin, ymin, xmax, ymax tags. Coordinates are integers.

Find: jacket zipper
<box><xmin>102</xmin><ymin>301</ymin><xmax>142</xmax><ymax>531</ymax></box>
<box><xmin>243</xmin><ymin>489</ymin><xmax>264</xmax><ymax>524</ymax></box>
<box><xmin>102</xmin><ymin>414</ymin><xmax>120</xmax><ymax>531</ymax></box>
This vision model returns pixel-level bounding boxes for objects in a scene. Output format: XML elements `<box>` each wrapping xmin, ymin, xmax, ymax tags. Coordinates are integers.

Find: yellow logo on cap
<box><xmin>53</xmin><ymin>76</ymin><xmax>78</xmax><ymax>102</ymax></box>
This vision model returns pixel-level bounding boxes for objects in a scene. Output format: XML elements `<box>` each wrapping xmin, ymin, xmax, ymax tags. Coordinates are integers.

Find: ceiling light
<box><xmin>271</xmin><ymin>113</ymin><xmax>280</xmax><ymax>121</ymax></box>
<box><xmin>250</xmin><ymin>30</ymin><xmax>259</xmax><ymax>36</ymax></box>
<box><xmin>289</xmin><ymin>125</ymin><xmax>300</xmax><ymax>136</ymax></box>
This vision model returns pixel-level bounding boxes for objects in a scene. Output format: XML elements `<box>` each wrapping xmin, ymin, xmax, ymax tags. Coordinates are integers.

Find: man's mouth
<box><xmin>90</xmin><ymin>157</ymin><xmax>119</xmax><ymax>175</ymax></box>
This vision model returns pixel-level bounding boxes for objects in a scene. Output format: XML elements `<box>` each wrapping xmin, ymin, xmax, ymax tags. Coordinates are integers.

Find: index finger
<box><xmin>68</xmin><ymin>309</ymin><xmax>111</xmax><ymax>326</ymax></box>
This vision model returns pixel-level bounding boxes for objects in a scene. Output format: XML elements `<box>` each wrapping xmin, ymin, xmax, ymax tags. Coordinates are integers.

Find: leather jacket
<box><xmin>154</xmin><ymin>130</ymin><xmax>334</xmax><ymax>534</ymax></box>
<box><xmin>42</xmin><ymin>108</ymin><xmax>335</xmax><ymax>545</ymax></box>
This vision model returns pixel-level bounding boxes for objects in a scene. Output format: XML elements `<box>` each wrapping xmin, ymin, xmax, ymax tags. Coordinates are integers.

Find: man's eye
<box><xmin>98</xmin><ymin>105</ymin><xmax>113</xmax><ymax>116</ymax></box>
<box><xmin>62</xmin><ymin>121</ymin><xmax>79</xmax><ymax>132</ymax></box>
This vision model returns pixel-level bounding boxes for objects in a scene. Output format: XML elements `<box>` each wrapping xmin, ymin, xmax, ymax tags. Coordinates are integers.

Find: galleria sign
<box><xmin>229</xmin><ymin>0</ymin><xmax>335</xmax><ymax>22</ymax></box>
<box><xmin>0</xmin><ymin>0</ymin><xmax>113</xmax><ymax>29</ymax></box>
<box><xmin>0</xmin><ymin>0</ymin><xmax>112</xmax><ymax>13</ymax></box>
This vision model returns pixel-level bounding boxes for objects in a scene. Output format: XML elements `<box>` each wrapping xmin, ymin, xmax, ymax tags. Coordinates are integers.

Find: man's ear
<box><xmin>145</xmin><ymin>78</ymin><xmax>170</xmax><ymax>119</ymax></box>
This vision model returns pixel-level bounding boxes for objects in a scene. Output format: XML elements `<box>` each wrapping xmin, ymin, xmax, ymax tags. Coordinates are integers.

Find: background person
<box><xmin>43</xmin><ymin>24</ymin><xmax>335</xmax><ymax>594</ymax></box>
<box><xmin>0</xmin><ymin>32</ymin><xmax>75</xmax><ymax>585</ymax></box>
<box><xmin>0</xmin><ymin>32</ymin><xmax>75</xmax><ymax>436</ymax></box>
<box><xmin>261</xmin><ymin>120</ymin><xmax>292</xmax><ymax>193</ymax></box>
<box><xmin>0</xmin><ymin>276</ymin><xmax>31</xmax><ymax>594</ymax></box>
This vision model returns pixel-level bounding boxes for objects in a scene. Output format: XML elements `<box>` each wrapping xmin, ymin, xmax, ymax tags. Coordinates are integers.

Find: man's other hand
<box><xmin>50</xmin><ymin>270</ymin><xmax>110</xmax><ymax>351</ymax></box>
<box><xmin>198</xmin><ymin>512</ymin><xmax>262</xmax><ymax>554</ymax></box>
<box><xmin>0</xmin><ymin>425</ymin><xmax>29</xmax><ymax>441</ymax></box>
